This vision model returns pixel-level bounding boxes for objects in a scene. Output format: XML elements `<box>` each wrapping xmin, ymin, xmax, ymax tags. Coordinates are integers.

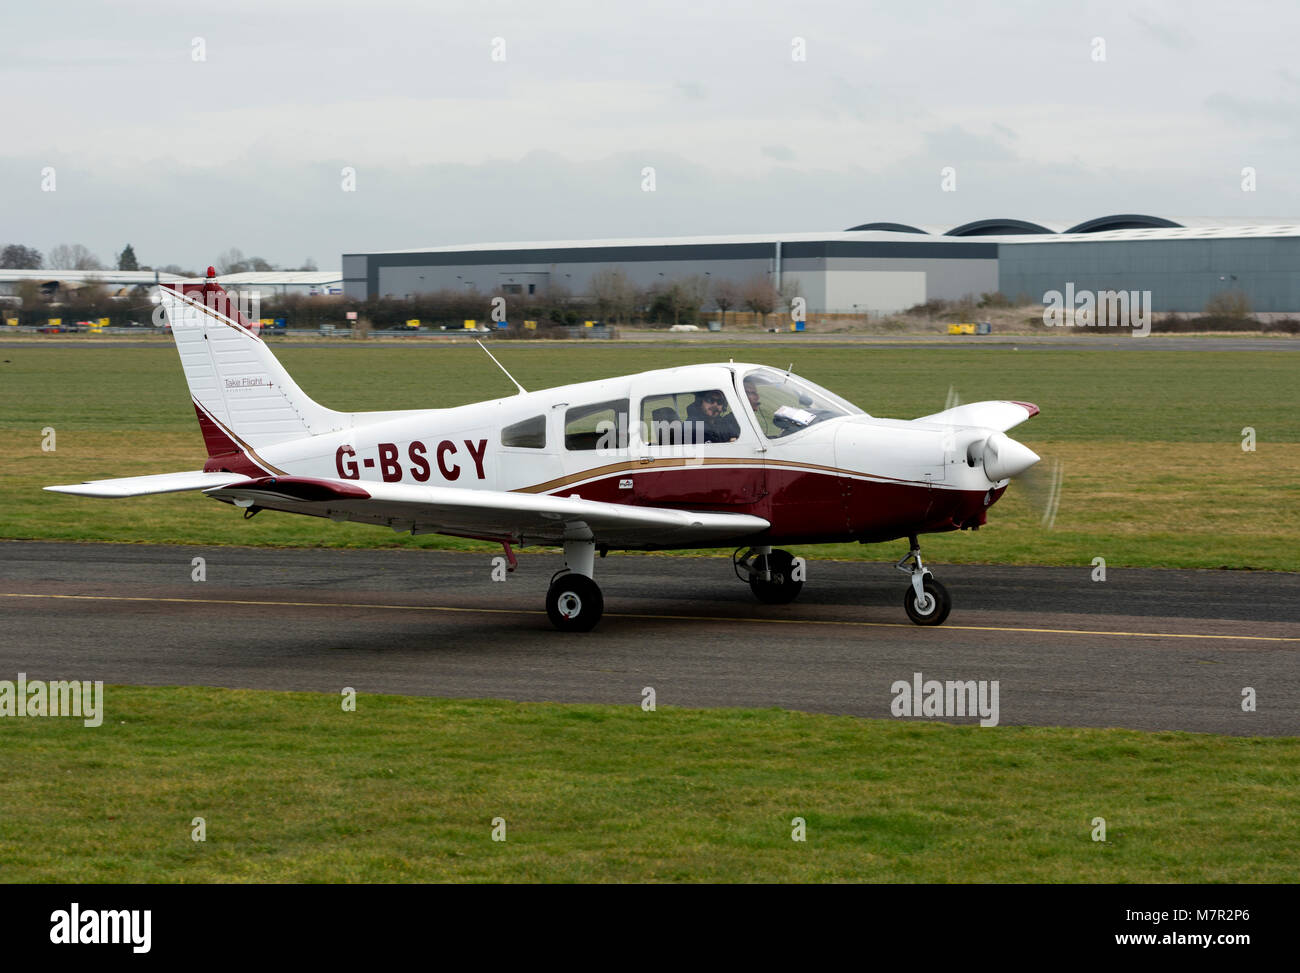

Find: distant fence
<box><xmin>561</xmin><ymin>325</ymin><xmax>614</xmax><ymax>339</ymax></box>
<box><xmin>4</xmin><ymin>323</ymin><xmax>621</xmax><ymax>339</ymax></box>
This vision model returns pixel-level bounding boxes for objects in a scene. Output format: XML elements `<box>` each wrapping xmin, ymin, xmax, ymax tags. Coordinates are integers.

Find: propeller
<box><xmin>1016</xmin><ymin>454</ymin><xmax>1064</xmax><ymax>529</ymax></box>
<box><xmin>944</xmin><ymin>386</ymin><xmax>1063</xmax><ymax>529</ymax></box>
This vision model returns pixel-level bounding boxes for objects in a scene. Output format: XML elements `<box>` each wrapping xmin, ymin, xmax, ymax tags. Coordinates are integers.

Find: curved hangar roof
<box><xmin>946</xmin><ymin>219</ymin><xmax>1058</xmax><ymax>236</ymax></box>
<box><xmin>1062</xmin><ymin>214</ymin><xmax>1181</xmax><ymax>233</ymax></box>
<box><xmin>844</xmin><ymin>221</ymin><xmax>931</xmax><ymax>234</ymax></box>
<box><xmin>844</xmin><ymin>214</ymin><xmax>1182</xmax><ymax>236</ymax></box>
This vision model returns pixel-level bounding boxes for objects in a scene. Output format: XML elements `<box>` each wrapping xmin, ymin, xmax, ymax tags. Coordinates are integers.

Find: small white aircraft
<box><xmin>47</xmin><ymin>269</ymin><xmax>1043</xmax><ymax>632</ymax></box>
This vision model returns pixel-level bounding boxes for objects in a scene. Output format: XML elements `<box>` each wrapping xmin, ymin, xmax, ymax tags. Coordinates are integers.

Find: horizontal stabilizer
<box><xmin>44</xmin><ymin>471</ymin><xmax>248</xmax><ymax>498</ymax></box>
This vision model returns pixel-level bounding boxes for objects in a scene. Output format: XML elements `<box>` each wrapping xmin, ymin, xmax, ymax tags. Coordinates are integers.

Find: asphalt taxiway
<box><xmin>2</xmin><ymin>542</ymin><xmax>1296</xmax><ymax>735</ymax></box>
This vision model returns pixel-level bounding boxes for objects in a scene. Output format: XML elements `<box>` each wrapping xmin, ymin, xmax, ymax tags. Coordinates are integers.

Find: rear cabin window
<box><xmin>501</xmin><ymin>415</ymin><xmax>546</xmax><ymax>448</ymax></box>
<box><xmin>565</xmin><ymin>399</ymin><xmax>629</xmax><ymax>451</ymax></box>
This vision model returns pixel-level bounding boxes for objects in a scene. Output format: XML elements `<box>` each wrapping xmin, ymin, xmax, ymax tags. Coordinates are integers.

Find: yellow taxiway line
<box><xmin>4</xmin><ymin>591</ymin><xmax>1298</xmax><ymax>642</ymax></box>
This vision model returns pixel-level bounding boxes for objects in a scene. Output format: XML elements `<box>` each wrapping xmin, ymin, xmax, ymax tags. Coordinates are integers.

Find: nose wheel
<box><xmin>896</xmin><ymin>535</ymin><xmax>951</xmax><ymax>626</ymax></box>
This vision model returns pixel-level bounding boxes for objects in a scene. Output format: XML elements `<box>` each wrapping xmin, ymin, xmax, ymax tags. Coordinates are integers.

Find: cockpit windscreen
<box><xmin>740</xmin><ymin>367</ymin><xmax>865</xmax><ymax>439</ymax></box>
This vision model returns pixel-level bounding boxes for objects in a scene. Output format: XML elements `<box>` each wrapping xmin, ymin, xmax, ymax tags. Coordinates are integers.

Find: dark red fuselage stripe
<box><xmin>545</xmin><ymin>466</ymin><xmax>1006</xmax><ymax>544</ymax></box>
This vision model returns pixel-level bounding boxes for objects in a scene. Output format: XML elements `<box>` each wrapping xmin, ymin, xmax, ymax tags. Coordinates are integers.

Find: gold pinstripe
<box><xmin>192</xmin><ymin>398</ymin><xmax>286</xmax><ymax>476</ymax></box>
<box><xmin>171</xmin><ymin>286</ymin><xmax>264</xmax><ymax>342</ymax></box>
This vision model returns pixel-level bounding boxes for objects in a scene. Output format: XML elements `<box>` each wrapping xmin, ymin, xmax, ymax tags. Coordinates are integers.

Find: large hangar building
<box><xmin>343</xmin><ymin>232</ymin><xmax>998</xmax><ymax>314</ymax></box>
<box><xmin>343</xmin><ymin>215</ymin><xmax>1300</xmax><ymax>314</ymax></box>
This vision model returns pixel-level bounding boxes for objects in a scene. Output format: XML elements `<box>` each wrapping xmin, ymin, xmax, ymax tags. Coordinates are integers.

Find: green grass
<box><xmin>1</xmin><ymin>686</ymin><xmax>1295</xmax><ymax>883</ymax></box>
<box><xmin>3</xmin><ymin>343</ymin><xmax>1299</xmax><ymax>568</ymax></box>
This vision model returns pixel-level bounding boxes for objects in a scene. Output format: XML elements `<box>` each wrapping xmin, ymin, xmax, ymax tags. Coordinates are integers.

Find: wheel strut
<box><xmin>896</xmin><ymin>534</ymin><xmax>951</xmax><ymax>626</ymax></box>
<box><xmin>894</xmin><ymin>534</ymin><xmax>933</xmax><ymax>612</ymax></box>
<box><xmin>547</xmin><ymin>538</ymin><xmax>603</xmax><ymax>632</ymax></box>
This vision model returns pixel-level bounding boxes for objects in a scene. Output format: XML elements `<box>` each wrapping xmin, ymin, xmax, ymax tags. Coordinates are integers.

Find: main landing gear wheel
<box><xmin>748</xmin><ymin>549</ymin><xmax>803</xmax><ymax>605</ymax></box>
<box><xmin>903</xmin><ymin>577</ymin><xmax>951</xmax><ymax>626</ymax></box>
<box><xmin>546</xmin><ymin>573</ymin><xmax>604</xmax><ymax>633</ymax></box>
<box><xmin>896</xmin><ymin>534</ymin><xmax>951</xmax><ymax>626</ymax></box>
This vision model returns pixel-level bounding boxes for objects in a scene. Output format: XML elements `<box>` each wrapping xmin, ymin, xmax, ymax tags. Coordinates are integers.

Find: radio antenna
<box><xmin>477</xmin><ymin>340</ymin><xmax>527</xmax><ymax>395</ymax></box>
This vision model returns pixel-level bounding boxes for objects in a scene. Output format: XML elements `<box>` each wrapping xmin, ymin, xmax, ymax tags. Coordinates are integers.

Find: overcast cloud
<box><xmin>2</xmin><ymin>0</ymin><xmax>1297</xmax><ymax>269</ymax></box>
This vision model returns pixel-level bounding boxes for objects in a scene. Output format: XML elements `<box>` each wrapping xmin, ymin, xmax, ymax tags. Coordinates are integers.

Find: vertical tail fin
<box><xmin>159</xmin><ymin>268</ymin><xmax>344</xmax><ymax>473</ymax></box>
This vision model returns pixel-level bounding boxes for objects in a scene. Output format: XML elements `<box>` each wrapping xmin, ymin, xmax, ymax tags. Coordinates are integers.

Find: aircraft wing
<box><xmin>203</xmin><ymin>475</ymin><xmax>769</xmax><ymax>549</ymax></box>
<box><xmin>44</xmin><ymin>471</ymin><xmax>250</xmax><ymax>498</ymax></box>
<box><xmin>916</xmin><ymin>400</ymin><xmax>1039</xmax><ymax>432</ymax></box>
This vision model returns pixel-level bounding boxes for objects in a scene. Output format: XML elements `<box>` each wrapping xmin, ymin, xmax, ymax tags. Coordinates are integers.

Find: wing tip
<box><xmin>1008</xmin><ymin>400</ymin><xmax>1040</xmax><ymax>419</ymax></box>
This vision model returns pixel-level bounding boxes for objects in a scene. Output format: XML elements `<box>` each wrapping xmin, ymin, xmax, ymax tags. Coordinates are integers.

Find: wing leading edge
<box><xmin>44</xmin><ymin>471</ymin><xmax>249</xmax><ymax>498</ymax></box>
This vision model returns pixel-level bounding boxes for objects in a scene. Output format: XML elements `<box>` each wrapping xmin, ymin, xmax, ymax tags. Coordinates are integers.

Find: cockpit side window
<box><xmin>501</xmin><ymin>415</ymin><xmax>546</xmax><ymax>449</ymax></box>
<box><xmin>640</xmin><ymin>389</ymin><xmax>742</xmax><ymax>445</ymax></box>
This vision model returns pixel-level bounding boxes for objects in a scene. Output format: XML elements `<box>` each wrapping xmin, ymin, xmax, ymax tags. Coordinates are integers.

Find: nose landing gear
<box><xmin>896</xmin><ymin>535</ymin><xmax>951</xmax><ymax>626</ymax></box>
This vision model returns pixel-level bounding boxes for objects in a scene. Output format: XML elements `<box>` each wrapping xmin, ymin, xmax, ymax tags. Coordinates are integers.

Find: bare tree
<box><xmin>216</xmin><ymin>248</ymin><xmax>249</xmax><ymax>274</ymax></box>
<box><xmin>214</xmin><ymin>252</ymin><xmax>274</xmax><ymax>273</ymax></box>
<box><xmin>588</xmin><ymin>267</ymin><xmax>636</xmax><ymax>323</ymax></box>
<box><xmin>778</xmin><ymin>276</ymin><xmax>803</xmax><ymax>326</ymax></box>
<box><xmin>741</xmin><ymin>275</ymin><xmax>781</xmax><ymax>327</ymax></box>
<box><xmin>653</xmin><ymin>275</ymin><xmax>710</xmax><ymax>326</ymax></box>
<box><xmin>712</xmin><ymin>279</ymin><xmax>741</xmax><ymax>328</ymax></box>
<box><xmin>677</xmin><ymin>275</ymin><xmax>711</xmax><ymax>325</ymax></box>
<box><xmin>1204</xmin><ymin>290</ymin><xmax>1252</xmax><ymax>319</ymax></box>
<box><xmin>778</xmin><ymin>276</ymin><xmax>802</xmax><ymax>305</ymax></box>
<box><xmin>46</xmin><ymin>243</ymin><xmax>103</xmax><ymax>270</ymax></box>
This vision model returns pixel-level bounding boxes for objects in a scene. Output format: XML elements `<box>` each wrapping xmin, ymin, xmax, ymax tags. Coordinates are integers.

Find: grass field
<box><xmin>3</xmin><ymin>343</ymin><xmax>1298</xmax><ymax>884</ymax></box>
<box><xmin>1</xmin><ymin>686</ymin><xmax>1296</xmax><ymax>883</ymax></box>
<box><xmin>2</xmin><ymin>342</ymin><xmax>1298</xmax><ymax>569</ymax></box>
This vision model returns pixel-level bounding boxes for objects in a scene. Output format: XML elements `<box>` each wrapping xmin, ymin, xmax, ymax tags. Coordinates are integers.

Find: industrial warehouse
<box><xmin>0</xmin><ymin>269</ymin><xmax>344</xmax><ymax>301</ymax></box>
<box><xmin>344</xmin><ymin>215</ymin><xmax>1300</xmax><ymax>315</ymax></box>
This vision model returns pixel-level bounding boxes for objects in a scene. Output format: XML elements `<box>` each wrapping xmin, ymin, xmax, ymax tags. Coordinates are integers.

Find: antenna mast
<box><xmin>476</xmin><ymin>340</ymin><xmax>527</xmax><ymax>395</ymax></box>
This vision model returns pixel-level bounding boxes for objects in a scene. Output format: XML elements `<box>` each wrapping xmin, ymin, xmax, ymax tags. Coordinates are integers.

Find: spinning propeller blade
<box><xmin>1016</xmin><ymin>456</ymin><xmax>1064</xmax><ymax>529</ymax></box>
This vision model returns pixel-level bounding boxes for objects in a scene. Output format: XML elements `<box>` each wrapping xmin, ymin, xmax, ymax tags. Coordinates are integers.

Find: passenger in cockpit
<box><xmin>744</xmin><ymin>377</ymin><xmax>774</xmax><ymax>435</ymax></box>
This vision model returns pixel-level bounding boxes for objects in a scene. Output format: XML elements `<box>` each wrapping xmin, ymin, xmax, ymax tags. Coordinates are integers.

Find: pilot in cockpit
<box><xmin>685</xmin><ymin>389</ymin><xmax>741</xmax><ymax>443</ymax></box>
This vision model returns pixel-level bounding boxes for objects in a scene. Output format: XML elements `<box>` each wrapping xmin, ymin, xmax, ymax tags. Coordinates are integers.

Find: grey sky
<box><xmin>2</xmin><ymin>0</ymin><xmax>1297</xmax><ymax>269</ymax></box>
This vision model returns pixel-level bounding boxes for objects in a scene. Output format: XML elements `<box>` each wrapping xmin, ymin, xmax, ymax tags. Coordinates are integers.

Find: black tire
<box><xmin>749</xmin><ymin>549</ymin><xmax>804</xmax><ymax>605</ymax></box>
<box><xmin>546</xmin><ymin>573</ymin><xmax>604</xmax><ymax>632</ymax></box>
<box><xmin>903</xmin><ymin>577</ymin><xmax>951</xmax><ymax>626</ymax></box>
